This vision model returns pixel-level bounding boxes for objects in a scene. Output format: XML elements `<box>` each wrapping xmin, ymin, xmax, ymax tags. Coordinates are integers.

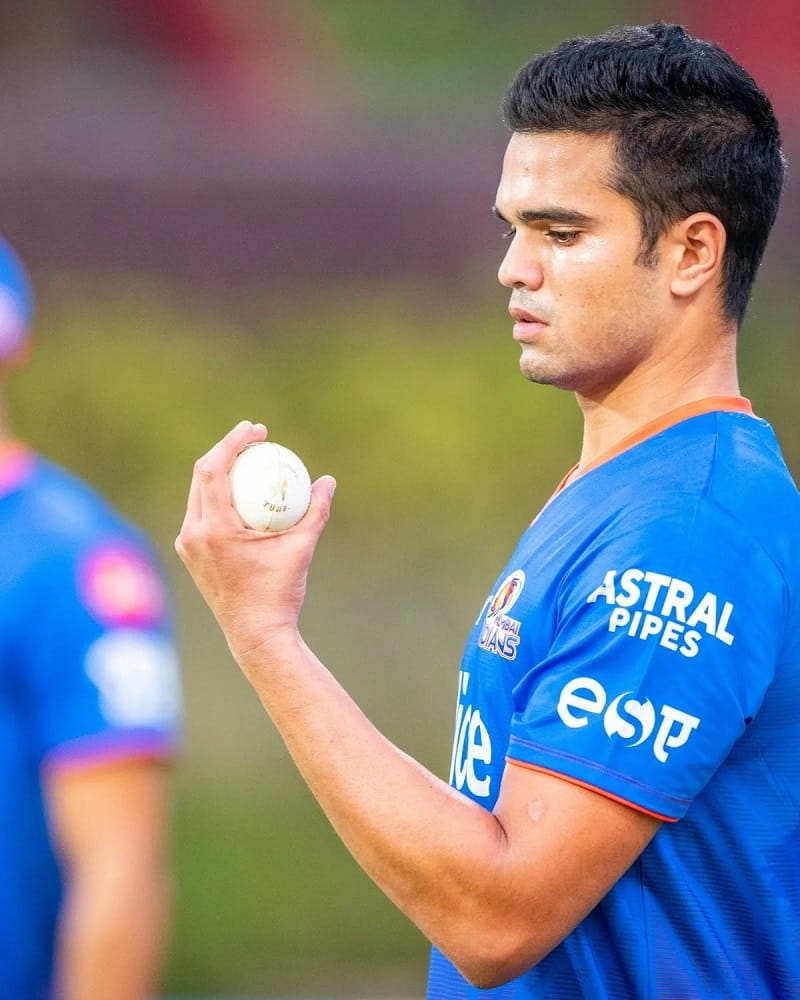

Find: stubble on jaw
<box><xmin>516</xmin><ymin>322</ymin><xmax>663</xmax><ymax>398</ymax></box>
<box><xmin>515</xmin><ymin>255</ymin><xmax>667</xmax><ymax>397</ymax></box>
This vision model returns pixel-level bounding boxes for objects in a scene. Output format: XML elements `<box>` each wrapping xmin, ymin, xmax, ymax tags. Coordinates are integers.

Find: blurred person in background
<box><xmin>0</xmin><ymin>236</ymin><xmax>181</xmax><ymax>999</ymax></box>
<box><xmin>175</xmin><ymin>23</ymin><xmax>798</xmax><ymax>999</ymax></box>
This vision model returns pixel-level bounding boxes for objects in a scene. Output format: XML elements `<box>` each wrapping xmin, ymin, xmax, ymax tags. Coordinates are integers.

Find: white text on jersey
<box><xmin>587</xmin><ymin>568</ymin><xmax>734</xmax><ymax>658</ymax></box>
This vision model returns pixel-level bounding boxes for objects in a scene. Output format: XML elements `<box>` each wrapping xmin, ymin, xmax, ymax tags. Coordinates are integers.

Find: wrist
<box><xmin>229</xmin><ymin>622</ymin><xmax>305</xmax><ymax>679</ymax></box>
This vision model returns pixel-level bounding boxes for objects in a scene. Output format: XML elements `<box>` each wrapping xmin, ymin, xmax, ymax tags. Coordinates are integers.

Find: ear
<box><xmin>669</xmin><ymin>213</ymin><xmax>726</xmax><ymax>300</ymax></box>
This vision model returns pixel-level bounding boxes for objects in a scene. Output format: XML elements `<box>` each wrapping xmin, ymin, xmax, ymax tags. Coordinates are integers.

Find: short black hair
<box><xmin>503</xmin><ymin>23</ymin><xmax>785</xmax><ymax>325</ymax></box>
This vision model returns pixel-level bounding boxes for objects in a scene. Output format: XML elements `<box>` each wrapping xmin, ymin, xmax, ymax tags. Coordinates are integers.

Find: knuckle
<box><xmin>175</xmin><ymin>523</ymin><xmax>206</xmax><ymax>555</ymax></box>
<box><xmin>193</xmin><ymin>457</ymin><xmax>214</xmax><ymax>480</ymax></box>
<box><xmin>174</xmin><ymin>531</ymin><xmax>194</xmax><ymax>559</ymax></box>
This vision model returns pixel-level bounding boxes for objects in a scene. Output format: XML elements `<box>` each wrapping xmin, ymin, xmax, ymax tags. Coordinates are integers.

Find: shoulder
<box><xmin>6</xmin><ymin>456</ymin><xmax>168</xmax><ymax>625</ymax></box>
<box><xmin>705</xmin><ymin>413</ymin><xmax>800</xmax><ymax>546</ymax></box>
<box><xmin>13</xmin><ymin>455</ymin><xmax>152</xmax><ymax>554</ymax></box>
<box><xmin>568</xmin><ymin>411</ymin><xmax>799</xmax><ymax>553</ymax></box>
<box><xmin>542</xmin><ymin>414</ymin><xmax>799</xmax><ymax>624</ymax></box>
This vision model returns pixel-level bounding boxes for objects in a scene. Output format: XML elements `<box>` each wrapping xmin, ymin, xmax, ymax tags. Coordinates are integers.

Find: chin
<box><xmin>519</xmin><ymin>360</ymin><xmax>567</xmax><ymax>388</ymax></box>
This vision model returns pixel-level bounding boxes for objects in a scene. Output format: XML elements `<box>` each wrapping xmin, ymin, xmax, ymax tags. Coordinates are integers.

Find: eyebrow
<box><xmin>492</xmin><ymin>205</ymin><xmax>595</xmax><ymax>226</ymax></box>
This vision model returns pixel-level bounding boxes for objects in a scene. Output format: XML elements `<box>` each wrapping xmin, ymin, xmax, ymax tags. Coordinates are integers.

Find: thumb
<box><xmin>304</xmin><ymin>475</ymin><xmax>337</xmax><ymax>532</ymax></box>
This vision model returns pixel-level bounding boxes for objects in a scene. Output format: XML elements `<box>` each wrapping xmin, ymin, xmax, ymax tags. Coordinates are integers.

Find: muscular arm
<box><xmin>44</xmin><ymin>758</ymin><xmax>172</xmax><ymax>1000</ymax></box>
<box><xmin>176</xmin><ymin>422</ymin><xmax>659</xmax><ymax>987</ymax></box>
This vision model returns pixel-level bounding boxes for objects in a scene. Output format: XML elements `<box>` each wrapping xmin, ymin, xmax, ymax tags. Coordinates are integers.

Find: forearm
<box><xmin>237</xmin><ymin>628</ymin><xmax>508</xmax><ymax>953</ymax></box>
<box><xmin>54</xmin><ymin>862</ymin><xmax>170</xmax><ymax>1000</ymax></box>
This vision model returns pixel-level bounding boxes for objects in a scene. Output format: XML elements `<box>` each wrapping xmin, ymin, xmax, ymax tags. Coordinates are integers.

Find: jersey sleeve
<box><xmin>506</xmin><ymin>495</ymin><xmax>787</xmax><ymax>820</ymax></box>
<box><xmin>15</xmin><ymin>536</ymin><xmax>182</xmax><ymax>770</ymax></box>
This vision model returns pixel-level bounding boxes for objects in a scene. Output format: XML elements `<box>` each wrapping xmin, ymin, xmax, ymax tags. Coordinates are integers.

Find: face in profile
<box><xmin>495</xmin><ymin>131</ymin><xmax>674</xmax><ymax>399</ymax></box>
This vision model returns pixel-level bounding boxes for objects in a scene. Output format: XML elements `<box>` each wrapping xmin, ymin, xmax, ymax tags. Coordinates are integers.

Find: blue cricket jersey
<box><xmin>0</xmin><ymin>444</ymin><xmax>181</xmax><ymax>1000</ymax></box>
<box><xmin>429</xmin><ymin>398</ymin><xmax>800</xmax><ymax>998</ymax></box>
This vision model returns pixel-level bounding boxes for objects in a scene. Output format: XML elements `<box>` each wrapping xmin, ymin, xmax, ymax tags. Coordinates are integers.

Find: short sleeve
<box><xmin>507</xmin><ymin>496</ymin><xmax>786</xmax><ymax>820</ymax></box>
<box><xmin>15</xmin><ymin>537</ymin><xmax>182</xmax><ymax>769</ymax></box>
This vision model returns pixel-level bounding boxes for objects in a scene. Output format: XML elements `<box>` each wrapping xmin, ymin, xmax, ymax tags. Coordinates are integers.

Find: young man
<box><xmin>176</xmin><ymin>23</ymin><xmax>798</xmax><ymax>998</ymax></box>
<box><xmin>0</xmin><ymin>237</ymin><xmax>182</xmax><ymax>1000</ymax></box>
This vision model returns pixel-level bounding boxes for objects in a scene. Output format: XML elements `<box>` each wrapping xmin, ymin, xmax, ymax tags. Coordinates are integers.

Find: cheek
<box><xmin>556</xmin><ymin>273</ymin><xmax>650</xmax><ymax>357</ymax></box>
<box><xmin>553</xmin><ymin>270</ymin><xmax>608</xmax><ymax>325</ymax></box>
<box><xmin>564</xmin><ymin>256</ymin><xmax>653</xmax><ymax>321</ymax></box>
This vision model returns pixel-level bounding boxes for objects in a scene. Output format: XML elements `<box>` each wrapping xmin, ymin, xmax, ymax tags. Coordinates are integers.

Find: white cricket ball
<box><xmin>229</xmin><ymin>441</ymin><xmax>312</xmax><ymax>532</ymax></box>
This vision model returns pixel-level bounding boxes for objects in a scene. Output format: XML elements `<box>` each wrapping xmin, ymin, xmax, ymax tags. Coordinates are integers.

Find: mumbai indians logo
<box><xmin>477</xmin><ymin>570</ymin><xmax>525</xmax><ymax>660</ymax></box>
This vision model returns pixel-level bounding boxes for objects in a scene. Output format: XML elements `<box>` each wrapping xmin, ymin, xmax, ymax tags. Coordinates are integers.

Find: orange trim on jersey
<box><xmin>42</xmin><ymin>739</ymin><xmax>179</xmax><ymax>776</ymax></box>
<box><xmin>552</xmin><ymin>396</ymin><xmax>754</xmax><ymax>501</ymax></box>
<box><xmin>507</xmin><ymin>757</ymin><xmax>679</xmax><ymax>824</ymax></box>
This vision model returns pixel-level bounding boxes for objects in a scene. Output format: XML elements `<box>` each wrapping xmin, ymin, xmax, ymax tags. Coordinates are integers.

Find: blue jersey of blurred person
<box><xmin>0</xmin><ymin>236</ymin><xmax>182</xmax><ymax>1000</ymax></box>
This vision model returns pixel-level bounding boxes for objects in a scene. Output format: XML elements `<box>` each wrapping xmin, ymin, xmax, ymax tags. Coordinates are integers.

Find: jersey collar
<box><xmin>556</xmin><ymin>396</ymin><xmax>754</xmax><ymax>493</ymax></box>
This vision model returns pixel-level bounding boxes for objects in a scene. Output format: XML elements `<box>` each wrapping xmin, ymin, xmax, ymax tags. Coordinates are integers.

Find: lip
<box><xmin>509</xmin><ymin>306</ymin><xmax>549</xmax><ymax>341</ymax></box>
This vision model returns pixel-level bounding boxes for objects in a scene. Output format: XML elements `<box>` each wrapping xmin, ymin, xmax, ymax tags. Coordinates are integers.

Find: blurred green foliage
<box><xmin>301</xmin><ymin>0</ymin><xmax>641</xmax><ymax>118</ymax></box>
<box><xmin>6</xmin><ymin>274</ymin><xmax>798</xmax><ymax>996</ymax></box>
<box><xmin>9</xmin><ymin>283</ymin><xmax>583</xmax><ymax>553</ymax></box>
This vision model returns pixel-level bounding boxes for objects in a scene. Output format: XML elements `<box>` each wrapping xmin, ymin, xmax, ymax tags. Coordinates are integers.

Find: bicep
<box><xmin>44</xmin><ymin>759</ymin><xmax>174</xmax><ymax>998</ymax></box>
<box><xmin>490</xmin><ymin>760</ymin><xmax>660</xmax><ymax>973</ymax></box>
<box><xmin>44</xmin><ymin>757</ymin><xmax>171</xmax><ymax>871</ymax></box>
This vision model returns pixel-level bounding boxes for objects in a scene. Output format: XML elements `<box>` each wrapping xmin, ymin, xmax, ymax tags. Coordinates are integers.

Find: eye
<box><xmin>501</xmin><ymin>227</ymin><xmax>516</xmax><ymax>240</ymax></box>
<box><xmin>548</xmin><ymin>230</ymin><xmax>580</xmax><ymax>246</ymax></box>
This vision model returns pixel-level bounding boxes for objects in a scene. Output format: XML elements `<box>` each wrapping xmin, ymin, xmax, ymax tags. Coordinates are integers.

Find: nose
<box><xmin>497</xmin><ymin>235</ymin><xmax>544</xmax><ymax>290</ymax></box>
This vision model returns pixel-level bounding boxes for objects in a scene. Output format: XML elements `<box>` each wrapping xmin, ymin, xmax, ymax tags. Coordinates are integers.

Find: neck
<box><xmin>575</xmin><ymin>329</ymin><xmax>739</xmax><ymax>470</ymax></box>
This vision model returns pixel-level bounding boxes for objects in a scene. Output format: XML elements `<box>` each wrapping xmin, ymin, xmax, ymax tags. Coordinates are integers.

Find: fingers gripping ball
<box><xmin>229</xmin><ymin>441</ymin><xmax>312</xmax><ymax>532</ymax></box>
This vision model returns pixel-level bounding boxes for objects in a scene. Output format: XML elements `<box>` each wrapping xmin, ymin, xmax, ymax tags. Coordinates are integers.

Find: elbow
<box><xmin>461</xmin><ymin>965</ymin><xmax>516</xmax><ymax>991</ymax></box>
<box><xmin>458</xmin><ymin>958</ymin><xmax>532</xmax><ymax>991</ymax></box>
<box><xmin>448</xmin><ymin>928</ymin><xmax>551</xmax><ymax>990</ymax></box>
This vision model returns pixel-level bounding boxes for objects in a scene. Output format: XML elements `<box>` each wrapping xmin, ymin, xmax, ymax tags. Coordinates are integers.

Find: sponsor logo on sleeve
<box><xmin>78</xmin><ymin>543</ymin><xmax>166</xmax><ymax>628</ymax></box>
<box><xmin>85</xmin><ymin>629</ymin><xmax>181</xmax><ymax>728</ymax></box>
<box><xmin>557</xmin><ymin>675</ymin><xmax>700</xmax><ymax>763</ymax></box>
<box><xmin>586</xmin><ymin>567</ymin><xmax>734</xmax><ymax>659</ymax></box>
<box><xmin>476</xmin><ymin>569</ymin><xmax>525</xmax><ymax>661</ymax></box>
